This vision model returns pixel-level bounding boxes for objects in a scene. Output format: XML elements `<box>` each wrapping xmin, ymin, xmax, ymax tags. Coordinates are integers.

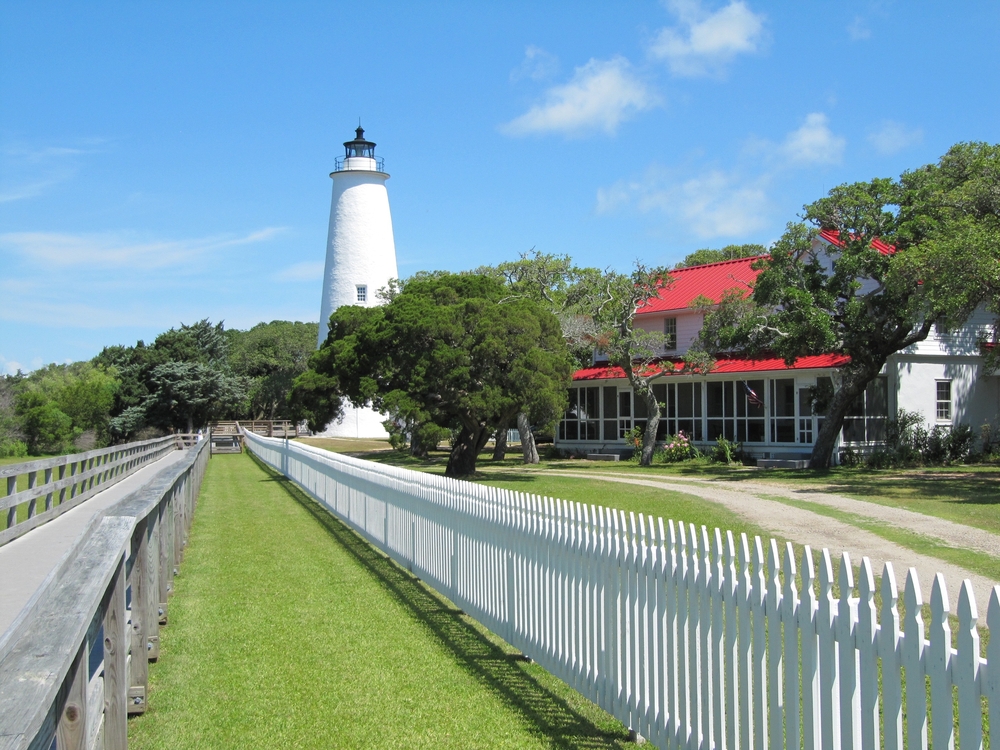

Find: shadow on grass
<box><xmin>249</xmin><ymin>454</ymin><xmax>630</xmax><ymax>750</ymax></box>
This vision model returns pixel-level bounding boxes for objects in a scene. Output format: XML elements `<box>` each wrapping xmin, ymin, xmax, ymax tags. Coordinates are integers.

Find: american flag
<box><xmin>743</xmin><ymin>381</ymin><xmax>763</xmax><ymax>407</ymax></box>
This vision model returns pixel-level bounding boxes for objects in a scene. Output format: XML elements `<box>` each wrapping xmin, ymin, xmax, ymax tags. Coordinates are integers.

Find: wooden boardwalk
<box><xmin>0</xmin><ymin>449</ymin><xmax>188</xmax><ymax>643</ymax></box>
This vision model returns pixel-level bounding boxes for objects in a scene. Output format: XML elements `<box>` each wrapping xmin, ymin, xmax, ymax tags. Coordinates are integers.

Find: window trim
<box><xmin>356</xmin><ymin>284</ymin><xmax>368</xmax><ymax>303</ymax></box>
<box><xmin>936</xmin><ymin>380</ymin><xmax>952</xmax><ymax>421</ymax></box>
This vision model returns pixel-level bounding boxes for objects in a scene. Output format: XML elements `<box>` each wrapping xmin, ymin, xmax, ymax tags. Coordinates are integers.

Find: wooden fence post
<box><xmin>129</xmin><ymin>517</ymin><xmax>150</xmax><ymax>714</ymax></box>
<box><xmin>56</xmin><ymin>643</ymin><xmax>89</xmax><ymax>750</ymax></box>
<box><xmin>103</xmin><ymin>555</ymin><xmax>128</xmax><ymax>750</ymax></box>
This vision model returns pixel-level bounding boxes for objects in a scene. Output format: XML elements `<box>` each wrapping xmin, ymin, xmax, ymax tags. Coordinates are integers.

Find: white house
<box><xmin>554</xmin><ymin>245</ymin><xmax>999</xmax><ymax>462</ymax></box>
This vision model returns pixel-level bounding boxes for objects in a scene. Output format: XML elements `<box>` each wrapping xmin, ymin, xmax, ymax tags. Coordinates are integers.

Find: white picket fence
<box><xmin>243</xmin><ymin>432</ymin><xmax>1000</xmax><ymax>750</ymax></box>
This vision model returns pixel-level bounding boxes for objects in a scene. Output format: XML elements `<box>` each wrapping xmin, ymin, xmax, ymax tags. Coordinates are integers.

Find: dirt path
<box><xmin>546</xmin><ymin>470</ymin><xmax>1000</xmax><ymax>610</ymax></box>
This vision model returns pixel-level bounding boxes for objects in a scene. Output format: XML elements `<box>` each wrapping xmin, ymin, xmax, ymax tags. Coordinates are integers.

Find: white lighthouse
<box><xmin>315</xmin><ymin>125</ymin><xmax>398</xmax><ymax>439</ymax></box>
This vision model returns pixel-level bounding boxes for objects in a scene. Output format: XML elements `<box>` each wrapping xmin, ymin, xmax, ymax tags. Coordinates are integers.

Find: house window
<box><xmin>707</xmin><ymin>380</ymin><xmax>766</xmax><ymax>442</ymax></box>
<box><xmin>936</xmin><ymin>381</ymin><xmax>952</xmax><ymax>421</ymax></box>
<box><xmin>356</xmin><ymin>285</ymin><xmax>367</xmax><ymax>303</ymax></box>
<box><xmin>664</xmin><ymin>317</ymin><xmax>677</xmax><ymax>351</ymax></box>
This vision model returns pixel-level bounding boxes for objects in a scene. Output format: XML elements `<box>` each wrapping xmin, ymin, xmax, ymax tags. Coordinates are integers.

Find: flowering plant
<box><xmin>658</xmin><ymin>431</ymin><xmax>694</xmax><ymax>463</ymax></box>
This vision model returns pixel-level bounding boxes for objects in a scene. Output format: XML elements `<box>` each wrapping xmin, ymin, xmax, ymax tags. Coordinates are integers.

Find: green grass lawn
<box><xmin>468</xmin><ymin>471</ymin><xmax>770</xmax><ymax>544</ymax></box>
<box><xmin>349</xmin><ymin>445</ymin><xmax>1000</xmax><ymax>537</ymax></box>
<box><xmin>128</xmin><ymin>452</ymin><xmax>631</xmax><ymax>750</ymax></box>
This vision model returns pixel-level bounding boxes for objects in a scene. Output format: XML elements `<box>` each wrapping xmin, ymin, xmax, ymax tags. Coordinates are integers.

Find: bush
<box><xmin>0</xmin><ymin>439</ymin><xmax>28</xmax><ymax>458</ymax></box>
<box><xmin>866</xmin><ymin>409</ymin><xmax>976</xmax><ymax>468</ymax></box>
<box><xmin>711</xmin><ymin>436</ymin><xmax>741</xmax><ymax>464</ymax></box>
<box><xmin>655</xmin><ymin>432</ymin><xmax>696</xmax><ymax>463</ymax></box>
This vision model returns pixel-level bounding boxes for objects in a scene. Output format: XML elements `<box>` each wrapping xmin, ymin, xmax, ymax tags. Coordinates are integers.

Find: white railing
<box><xmin>244</xmin><ymin>432</ymin><xmax>999</xmax><ymax>750</ymax></box>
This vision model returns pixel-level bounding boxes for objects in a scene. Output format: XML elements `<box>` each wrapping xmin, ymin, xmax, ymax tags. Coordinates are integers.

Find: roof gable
<box><xmin>639</xmin><ymin>256</ymin><xmax>763</xmax><ymax>315</ymax></box>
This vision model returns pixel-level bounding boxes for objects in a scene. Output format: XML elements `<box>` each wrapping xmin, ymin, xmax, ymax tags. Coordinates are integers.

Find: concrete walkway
<box><xmin>0</xmin><ymin>449</ymin><xmax>189</xmax><ymax>640</ymax></box>
<box><xmin>547</xmin><ymin>470</ymin><xmax>1000</xmax><ymax>610</ymax></box>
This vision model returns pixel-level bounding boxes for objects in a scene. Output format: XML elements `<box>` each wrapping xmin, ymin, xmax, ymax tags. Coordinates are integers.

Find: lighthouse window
<box><xmin>356</xmin><ymin>285</ymin><xmax>367</xmax><ymax>303</ymax></box>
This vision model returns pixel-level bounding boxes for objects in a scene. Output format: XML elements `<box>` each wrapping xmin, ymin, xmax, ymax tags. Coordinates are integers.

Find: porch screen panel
<box><xmin>677</xmin><ymin>382</ymin><xmax>702</xmax><ymax>440</ymax></box>
<box><xmin>653</xmin><ymin>384</ymin><xmax>670</xmax><ymax>439</ymax></box>
<box><xmin>633</xmin><ymin>388</ymin><xmax>648</xmax><ymax>437</ymax></box>
<box><xmin>866</xmin><ymin>377</ymin><xmax>888</xmax><ymax>441</ymax></box>
<box><xmin>841</xmin><ymin>376</ymin><xmax>888</xmax><ymax>443</ymax></box>
<box><xmin>603</xmin><ymin>386</ymin><xmax>618</xmax><ymax>441</ymax></box>
<box><xmin>770</xmin><ymin>378</ymin><xmax>796</xmax><ymax>442</ymax></box>
<box><xmin>581</xmin><ymin>386</ymin><xmax>600</xmax><ymax>441</ymax></box>
<box><xmin>618</xmin><ymin>391</ymin><xmax>632</xmax><ymax>438</ymax></box>
<box><xmin>559</xmin><ymin>388</ymin><xmax>579</xmax><ymax>440</ymax></box>
<box><xmin>736</xmin><ymin>379</ymin><xmax>766</xmax><ymax>443</ymax></box>
<box><xmin>707</xmin><ymin>382</ymin><xmax>737</xmax><ymax>441</ymax></box>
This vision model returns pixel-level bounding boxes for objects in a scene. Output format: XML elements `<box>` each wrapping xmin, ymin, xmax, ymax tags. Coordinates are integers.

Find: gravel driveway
<box><xmin>547</xmin><ymin>470</ymin><xmax>1000</xmax><ymax>612</ymax></box>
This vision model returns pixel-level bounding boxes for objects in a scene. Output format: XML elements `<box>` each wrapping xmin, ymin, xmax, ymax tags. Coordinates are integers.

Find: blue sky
<box><xmin>2</xmin><ymin>1</ymin><xmax>999</xmax><ymax>373</ymax></box>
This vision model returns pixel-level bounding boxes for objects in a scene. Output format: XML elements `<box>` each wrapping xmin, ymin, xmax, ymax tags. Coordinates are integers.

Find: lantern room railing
<box><xmin>333</xmin><ymin>155</ymin><xmax>385</xmax><ymax>173</ymax></box>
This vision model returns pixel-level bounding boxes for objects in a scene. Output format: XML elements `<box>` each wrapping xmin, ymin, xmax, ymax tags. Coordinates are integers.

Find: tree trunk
<box><xmin>446</xmin><ymin>424</ymin><xmax>490</xmax><ymax>477</ymax></box>
<box><xmin>186</xmin><ymin>414</ymin><xmax>194</xmax><ymax>434</ymax></box>
<box><xmin>809</xmin><ymin>369</ymin><xmax>875</xmax><ymax>469</ymax></box>
<box><xmin>624</xmin><ymin>371</ymin><xmax>661</xmax><ymax>466</ymax></box>
<box><xmin>517</xmin><ymin>411</ymin><xmax>539</xmax><ymax>464</ymax></box>
<box><xmin>492</xmin><ymin>421</ymin><xmax>508</xmax><ymax>461</ymax></box>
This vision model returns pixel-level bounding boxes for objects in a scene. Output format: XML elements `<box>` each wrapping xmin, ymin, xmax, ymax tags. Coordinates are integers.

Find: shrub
<box><xmin>0</xmin><ymin>439</ymin><xmax>28</xmax><ymax>458</ymax></box>
<box><xmin>656</xmin><ymin>431</ymin><xmax>695</xmax><ymax>463</ymax></box>
<box><xmin>711</xmin><ymin>436</ymin><xmax>741</xmax><ymax>464</ymax></box>
<box><xmin>946</xmin><ymin>423</ymin><xmax>975</xmax><ymax>463</ymax></box>
<box><xmin>867</xmin><ymin>409</ymin><xmax>976</xmax><ymax>467</ymax></box>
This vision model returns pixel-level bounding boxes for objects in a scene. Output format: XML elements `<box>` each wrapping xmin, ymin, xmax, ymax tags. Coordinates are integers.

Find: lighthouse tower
<box><xmin>315</xmin><ymin>125</ymin><xmax>398</xmax><ymax>439</ymax></box>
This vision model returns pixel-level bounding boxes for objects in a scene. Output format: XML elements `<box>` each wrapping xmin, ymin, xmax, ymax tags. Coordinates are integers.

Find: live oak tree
<box><xmin>478</xmin><ymin>250</ymin><xmax>599</xmax><ymax>463</ymax></box>
<box><xmin>695</xmin><ymin>142</ymin><xmax>1000</xmax><ymax>468</ymax></box>
<box><xmin>291</xmin><ymin>272</ymin><xmax>573</xmax><ymax>477</ymax></box>
<box><xmin>573</xmin><ymin>263</ymin><xmax>673</xmax><ymax>466</ymax></box>
<box><xmin>674</xmin><ymin>243</ymin><xmax>766</xmax><ymax>269</ymax></box>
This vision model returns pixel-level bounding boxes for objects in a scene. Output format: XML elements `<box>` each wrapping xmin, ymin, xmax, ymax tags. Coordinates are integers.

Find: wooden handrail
<box><xmin>0</xmin><ymin>439</ymin><xmax>210</xmax><ymax>749</ymax></box>
<box><xmin>0</xmin><ymin>437</ymin><xmax>179</xmax><ymax>548</ymax></box>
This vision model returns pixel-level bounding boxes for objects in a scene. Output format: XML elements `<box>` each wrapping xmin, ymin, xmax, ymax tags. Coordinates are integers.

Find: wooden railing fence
<box><xmin>244</xmin><ymin>431</ymin><xmax>1000</xmax><ymax>750</ymax></box>
<box><xmin>0</xmin><ymin>437</ymin><xmax>178</xmax><ymax>548</ymax></box>
<box><xmin>0</xmin><ymin>439</ymin><xmax>209</xmax><ymax>750</ymax></box>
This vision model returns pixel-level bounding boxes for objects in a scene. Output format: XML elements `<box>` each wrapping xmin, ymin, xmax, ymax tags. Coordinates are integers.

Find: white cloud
<box><xmin>276</xmin><ymin>260</ymin><xmax>325</xmax><ymax>282</ymax></box>
<box><xmin>781</xmin><ymin>113</ymin><xmax>845</xmax><ymax>165</ymax></box>
<box><xmin>867</xmin><ymin>120</ymin><xmax>923</xmax><ymax>155</ymax></box>
<box><xmin>501</xmin><ymin>57</ymin><xmax>657</xmax><ymax>137</ymax></box>
<box><xmin>510</xmin><ymin>45</ymin><xmax>559</xmax><ymax>82</ymax></box>
<box><xmin>597</xmin><ymin>166</ymin><xmax>769</xmax><ymax>239</ymax></box>
<box><xmin>0</xmin><ymin>180</ymin><xmax>59</xmax><ymax>203</ymax></box>
<box><xmin>650</xmin><ymin>0</ymin><xmax>766</xmax><ymax>77</ymax></box>
<box><xmin>0</xmin><ymin>227</ymin><xmax>285</xmax><ymax>270</ymax></box>
<box><xmin>0</xmin><ymin>140</ymin><xmax>104</xmax><ymax>203</ymax></box>
<box><xmin>0</xmin><ymin>355</ymin><xmax>24</xmax><ymax>376</ymax></box>
<box><xmin>847</xmin><ymin>16</ymin><xmax>872</xmax><ymax>41</ymax></box>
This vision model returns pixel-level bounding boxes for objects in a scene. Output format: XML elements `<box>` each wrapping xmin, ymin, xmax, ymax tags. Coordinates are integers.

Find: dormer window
<box><xmin>664</xmin><ymin>317</ymin><xmax>677</xmax><ymax>350</ymax></box>
<box><xmin>356</xmin><ymin>285</ymin><xmax>367</xmax><ymax>303</ymax></box>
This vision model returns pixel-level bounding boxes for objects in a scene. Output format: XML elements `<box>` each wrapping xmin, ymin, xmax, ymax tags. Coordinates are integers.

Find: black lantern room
<box><xmin>344</xmin><ymin>126</ymin><xmax>376</xmax><ymax>159</ymax></box>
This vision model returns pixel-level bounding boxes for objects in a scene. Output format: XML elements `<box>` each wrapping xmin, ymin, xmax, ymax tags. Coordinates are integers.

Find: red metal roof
<box><xmin>639</xmin><ymin>256</ymin><xmax>763</xmax><ymax>314</ymax></box>
<box><xmin>573</xmin><ymin>353</ymin><xmax>850</xmax><ymax>381</ymax></box>
<box><xmin>818</xmin><ymin>228</ymin><xmax>895</xmax><ymax>256</ymax></box>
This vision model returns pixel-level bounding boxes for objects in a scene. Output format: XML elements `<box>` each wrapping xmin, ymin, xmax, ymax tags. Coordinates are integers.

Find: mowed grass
<box><xmin>296</xmin><ymin>436</ymin><xmax>393</xmax><ymax>454</ymax></box>
<box><xmin>128</xmin><ymin>452</ymin><xmax>631</xmax><ymax>750</ymax></box>
<box><xmin>468</xmin><ymin>471</ymin><xmax>770</xmax><ymax>544</ymax></box>
<box><xmin>741</xmin><ymin>465</ymin><xmax>1000</xmax><ymax>536</ymax></box>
